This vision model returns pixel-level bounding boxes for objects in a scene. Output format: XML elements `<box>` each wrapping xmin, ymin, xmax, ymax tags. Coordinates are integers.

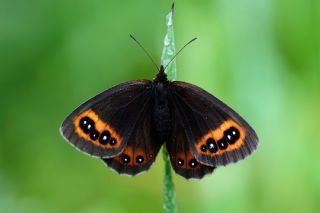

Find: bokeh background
<box><xmin>0</xmin><ymin>0</ymin><xmax>319</xmax><ymax>212</ymax></box>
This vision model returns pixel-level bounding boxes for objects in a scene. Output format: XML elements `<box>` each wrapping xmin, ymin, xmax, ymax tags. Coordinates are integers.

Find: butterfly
<box><xmin>60</xmin><ymin>37</ymin><xmax>259</xmax><ymax>179</ymax></box>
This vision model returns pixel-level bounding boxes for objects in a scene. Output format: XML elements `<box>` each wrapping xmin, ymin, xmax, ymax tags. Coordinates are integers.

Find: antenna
<box><xmin>129</xmin><ymin>34</ymin><xmax>160</xmax><ymax>71</ymax></box>
<box><xmin>164</xmin><ymin>37</ymin><xmax>197</xmax><ymax>70</ymax></box>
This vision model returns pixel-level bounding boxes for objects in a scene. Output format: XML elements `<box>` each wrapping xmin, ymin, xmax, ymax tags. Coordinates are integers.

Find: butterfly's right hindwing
<box><xmin>166</xmin><ymin>93</ymin><xmax>215</xmax><ymax>179</ymax></box>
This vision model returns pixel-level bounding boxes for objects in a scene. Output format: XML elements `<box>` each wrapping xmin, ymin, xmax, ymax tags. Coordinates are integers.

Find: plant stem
<box><xmin>161</xmin><ymin>2</ymin><xmax>177</xmax><ymax>213</ymax></box>
<box><xmin>162</xmin><ymin>148</ymin><xmax>177</xmax><ymax>213</ymax></box>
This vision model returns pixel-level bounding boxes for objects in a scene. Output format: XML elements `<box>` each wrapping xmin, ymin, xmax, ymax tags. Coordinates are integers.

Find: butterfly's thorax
<box><xmin>152</xmin><ymin>74</ymin><xmax>171</xmax><ymax>142</ymax></box>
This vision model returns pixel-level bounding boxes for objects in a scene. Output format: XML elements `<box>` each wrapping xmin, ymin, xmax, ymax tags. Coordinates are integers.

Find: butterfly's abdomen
<box><xmin>152</xmin><ymin>82</ymin><xmax>171</xmax><ymax>142</ymax></box>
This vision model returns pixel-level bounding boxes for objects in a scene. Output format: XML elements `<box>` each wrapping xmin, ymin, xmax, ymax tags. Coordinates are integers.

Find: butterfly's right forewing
<box><xmin>169</xmin><ymin>81</ymin><xmax>259</xmax><ymax>167</ymax></box>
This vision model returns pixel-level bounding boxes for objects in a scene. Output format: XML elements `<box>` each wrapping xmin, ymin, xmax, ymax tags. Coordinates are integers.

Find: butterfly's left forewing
<box><xmin>169</xmin><ymin>81</ymin><xmax>258</xmax><ymax>167</ymax></box>
<box><xmin>60</xmin><ymin>80</ymin><xmax>154</xmax><ymax>158</ymax></box>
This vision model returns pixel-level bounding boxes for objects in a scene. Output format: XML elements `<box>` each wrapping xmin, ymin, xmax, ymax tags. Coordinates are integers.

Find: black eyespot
<box><xmin>121</xmin><ymin>154</ymin><xmax>130</xmax><ymax>164</ymax></box>
<box><xmin>89</xmin><ymin>129</ymin><xmax>100</xmax><ymax>141</ymax></box>
<box><xmin>224</xmin><ymin>127</ymin><xmax>240</xmax><ymax>144</ymax></box>
<box><xmin>206</xmin><ymin>138</ymin><xmax>218</xmax><ymax>153</ymax></box>
<box><xmin>177</xmin><ymin>158</ymin><xmax>184</xmax><ymax>167</ymax></box>
<box><xmin>189</xmin><ymin>159</ymin><xmax>198</xmax><ymax>168</ymax></box>
<box><xmin>109</xmin><ymin>138</ymin><xmax>117</xmax><ymax>146</ymax></box>
<box><xmin>79</xmin><ymin>117</ymin><xmax>94</xmax><ymax>134</ymax></box>
<box><xmin>99</xmin><ymin>130</ymin><xmax>110</xmax><ymax>145</ymax></box>
<box><xmin>200</xmin><ymin>145</ymin><xmax>207</xmax><ymax>152</ymax></box>
<box><xmin>136</xmin><ymin>155</ymin><xmax>144</xmax><ymax>164</ymax></box>
<box><xmin>217</xmin><ymin>139</ymin><xmax>228</xmax><ymax>150</ymax></box>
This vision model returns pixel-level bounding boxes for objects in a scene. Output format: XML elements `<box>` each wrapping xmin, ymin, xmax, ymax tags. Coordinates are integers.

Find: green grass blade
<box><xmin>161</xmin><ymin>3</ymin><xmax>176</xmax><ymax>81</ymax></box>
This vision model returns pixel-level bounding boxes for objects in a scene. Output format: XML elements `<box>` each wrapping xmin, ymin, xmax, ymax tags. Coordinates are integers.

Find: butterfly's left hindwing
<box><xmin>102</xmin><ymin>92</ymin><xmax>163</xmax><ymax>175</ymax></box>
<box><xmin>169</xmin><ymin>81</ymin><xmax>259</xmax><ymax>167</ymax></box>
<box><xmin>60</xmin><ymin>80</ymin><xmax>153</xmax><ymax>158</ymax></box>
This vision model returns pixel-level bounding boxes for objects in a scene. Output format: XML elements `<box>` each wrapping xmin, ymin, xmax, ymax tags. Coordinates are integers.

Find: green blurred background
<box><xmin>0</xmin><ymin>0</ymin><xmax>319</xmax><ymax>212</ymax></box>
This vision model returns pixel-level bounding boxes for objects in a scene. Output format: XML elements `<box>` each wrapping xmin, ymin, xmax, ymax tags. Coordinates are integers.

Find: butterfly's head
<box><xmin>154</xmin><ymin>65</ymin><xmax>168</xmax><ymax>82</ymax></box>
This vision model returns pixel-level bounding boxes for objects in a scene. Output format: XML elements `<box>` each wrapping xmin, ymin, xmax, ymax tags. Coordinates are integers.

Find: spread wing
<box><xmin>168</xmin><ymin>81</ymin><xmax>258</xmax><ymax>167</ymax></box>
<box><xmin>60</xmin><ymin>80</ymin><xmax>155</xmax><ymax>158</ymax></box>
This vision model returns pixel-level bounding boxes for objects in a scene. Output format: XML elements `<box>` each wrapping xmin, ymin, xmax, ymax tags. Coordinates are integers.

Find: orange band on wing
<box><xmin>74</xmin><ymin>109</ymin><xmax>122</xmax><ymax>149</ymax></box>
<box><xmin>195</xmin><ymin>120</ymin><xmax>246</xmax><ymax>156</ymax></box>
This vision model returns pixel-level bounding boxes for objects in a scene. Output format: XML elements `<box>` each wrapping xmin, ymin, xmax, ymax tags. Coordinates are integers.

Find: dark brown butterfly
<box><xmin>60</xmin><ymin>38</ymin><xmax>258</xmax><ymax>179</ymax></box>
